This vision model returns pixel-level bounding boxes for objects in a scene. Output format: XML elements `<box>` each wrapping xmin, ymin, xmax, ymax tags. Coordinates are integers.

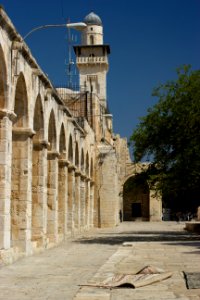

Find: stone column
<box><xmin>97</xmin><ymin>149</ymin><xmax>118</xmax><ymax>227</ymax></box>
<box><xmin>74</xmin><ymin>169</ymin><xmax>81</xmax><ymax>231</ymax></box>
<box><xmin>46</xmin><ymin>151</ymin><xmax>59</xmax><ymax>244</ymax></box>
<box><xmin>58</xmin><ymin>159</ymin><xmax>69</xmax><ymax>240</ymax></box>
<box><xmin>31</xmin><ymin>140</ymin><xmax>48</xmax><ymax>249</ymax></box>
<box><xmin>0</xmin><ymin>110</ymin><xmax>14</xmax><ymax>250</ymax></box>
<box><xmin>11</xmin><ymin>127</ymin><xmax>35</xmax><ymax>254</ymax></box>
<box><xmin>90</xmin><ymin>181</ymin><xmax>95</xmax><ymax>227</ymax></box>
<box><xmin>85</xmin><ymin>178</ymin><xmax>90</xmax><ymax>228</ymax></box>
<box><xmin>80</xmin><ymin>174</ymin><xmax>86</xmax><ymax>229</ymax></box>
<box><xmin>67</xmin><ymin>165</ymin><xmax>76</xmax><ymax>233</ymax></box>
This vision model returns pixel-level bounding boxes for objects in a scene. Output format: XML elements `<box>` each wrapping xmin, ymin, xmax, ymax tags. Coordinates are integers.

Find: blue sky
<box><xmin>1</xmin><ymin>0</ymin><xmax>200</xmax><ymax>145</ymax></box>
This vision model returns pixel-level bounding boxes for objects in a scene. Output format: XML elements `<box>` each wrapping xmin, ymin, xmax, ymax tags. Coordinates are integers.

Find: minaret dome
<box><xmin>84</xmin><ymin>12</ymin><xmax>102</xmax><ymax>26</ymax></box>
<box><xmin>82</xmin><ymin>12</ymin><xmax>103</xmax><ymax>45</ymax></box>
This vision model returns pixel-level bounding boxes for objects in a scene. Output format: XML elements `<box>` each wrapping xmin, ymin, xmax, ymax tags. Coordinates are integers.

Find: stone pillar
<box><xmin>80</xmin><ymin>174</ymin><xmax>86</xmax><ymax>229</ymax></box>
<box><xmin>0</xmin><ymin>110</ymin><xmax>14</xmax><ymax>250</ymax></box>
<box><xmin>97</xmin><ymin>149</ymin><xmax>119</xmax><ymax>227</ymax></box>
<box><xmin>74</xmin><ymin>169</ymin><xmax>81</xmax><ymax>230</ymax></box>
<box><xmin>85</xmin><ymin>178</ymin><xmax>90</xmax><ymax>228</ymax></box>
<box><xmin>31</xmin><ymin>140</ymin><xmax>48</xmax><ymax>248</ymax></box>
<box><xmin>11</xmin><ymin>127</ymin><xmax>34</xmax><ymax>254</ymax></box>
<box><xmin>90</xmin><ymin>181</ymin><xmax>95</xmax><ymax>227</ymax></box>
<box><xmin>46</xmin><ymin>151</ymin><xmax>59</xmax><ymax>244</ymax></box>
<box><xmin>58</xmin><ymin>159</ymin><xmax>69</xmax><ymax>240</ymax></box>
<box><xmin>67</xmin><ymin>165</ymin><xmax>76</xmax><ymax>233</ymax></box>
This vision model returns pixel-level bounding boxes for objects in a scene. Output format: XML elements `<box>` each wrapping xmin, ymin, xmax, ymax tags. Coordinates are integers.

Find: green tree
<box><xmin>129</xmin><ymin>66</ymin><xmax>200</xmax><ymax>211</ymax></box>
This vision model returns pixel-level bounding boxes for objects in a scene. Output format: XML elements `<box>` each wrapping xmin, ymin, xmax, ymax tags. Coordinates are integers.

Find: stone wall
<box><xmin>0</xmin><ymin>8</ymin><xmax>97</xmax><ymax>264</ymax></box>
<box><xmin>0</xmin><ymin>7</ymin><xmax>130</xmax><ymax>264</ymax></box>
<box><xmin>0</xmin><ymin>7</ymin><xmax>163</xmax><ymax>266</ymax></box>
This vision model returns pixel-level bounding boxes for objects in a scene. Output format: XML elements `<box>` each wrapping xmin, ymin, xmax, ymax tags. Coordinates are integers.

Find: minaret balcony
<box><xmin>76</xmin><ymin>56</ymin><xmax>108</xmax><ymax>65</ymax></box>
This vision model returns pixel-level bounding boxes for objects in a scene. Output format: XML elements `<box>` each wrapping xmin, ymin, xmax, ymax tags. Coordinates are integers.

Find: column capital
<box><xmin>75</xmin><ymin>168</ymin><xmax>81</xmax><ymax>177</ymax></box>
<box><xmin>85</xmin><ymin>176</ymin><xmax>91</xmax><ymax>182</ymax></box>
<box><xmin>12</xmin><ymin>127</ymin><xmax>36</xmax><ymax>138</ymax></box>
<box><xmin>47</xmin><ymin>150</ymin><xmax>60</xmax><ymax>159</ymax></box>
<box><xmin>80</xmin><ymin>172</ymin><xmax>87</xmax><ymax>180</ymax></box>
<box><xmin>58</xmin><ymin>159</ymin><xmax>70</xmax><ymax>167</ymax></box>
<box><xmin>90</xmin><ymin>179</ymin><xmax>95</xmax><ymax>185</ymax></box>
<box><xmin>68</xmin><ymin>163</ymin><xmax>76</xmax><ymax>172</ymax></box>
<box><xmin>33</xmin><ymin>139</ymin><xmax>49</xmax><ymax>150</ymax></box>
<box><xmin>0</xmin><ymin>109</ymin><xmax>16</xmax><ymax>121</ymax></box>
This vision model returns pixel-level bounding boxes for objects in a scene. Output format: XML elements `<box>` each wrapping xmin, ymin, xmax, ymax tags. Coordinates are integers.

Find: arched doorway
<box><xmin>123</xmin><ymin>174</ymin><xmax>150</xmax><ymax>221</ymax></box>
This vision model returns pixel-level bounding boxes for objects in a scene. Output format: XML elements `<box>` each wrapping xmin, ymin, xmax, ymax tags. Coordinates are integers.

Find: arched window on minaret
<box><xmin>90</xmin><ymin>35</ymin><xmax>94</xmax><ymax>45</ymax></box>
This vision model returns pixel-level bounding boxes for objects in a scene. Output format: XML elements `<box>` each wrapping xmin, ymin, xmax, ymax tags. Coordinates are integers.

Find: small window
<box><xmin>89</xmin><ymin>54</ymin><xmax>95</xmax><ymax>57</ymax></box>
<box><xmin>91</xmin><ymin>27</ymin><xmax>93</xmax><ymax>31</ymax></box>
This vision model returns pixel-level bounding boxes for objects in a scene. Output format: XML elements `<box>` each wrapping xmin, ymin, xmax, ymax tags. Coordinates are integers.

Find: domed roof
<box><xmin>84</xmin><ymin>12</ymin><xmax>102</xmax><ymax>26</ymax></box>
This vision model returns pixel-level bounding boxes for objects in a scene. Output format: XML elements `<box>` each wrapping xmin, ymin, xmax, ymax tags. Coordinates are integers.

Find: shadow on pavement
<box><xmin>75</xmin><ymin>231</ymin><xmax>200</xmax><ymax>246</ymax></box>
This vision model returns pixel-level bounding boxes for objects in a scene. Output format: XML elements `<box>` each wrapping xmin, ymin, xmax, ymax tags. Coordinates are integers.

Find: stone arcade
<box><xmin>0</xmin><ymin>9</ymin><xmax>162</xmax><ymax>264</ymax></box>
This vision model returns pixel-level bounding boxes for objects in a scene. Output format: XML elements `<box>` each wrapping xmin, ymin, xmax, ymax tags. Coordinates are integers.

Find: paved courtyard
<box><xmin>0</xmin><ymin>222</ymin><xmax>200</xmax><ymax>299</ymax></box>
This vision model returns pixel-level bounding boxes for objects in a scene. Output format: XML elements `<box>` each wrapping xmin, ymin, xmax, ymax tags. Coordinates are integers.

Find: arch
<box><xmin>74</xmin><ymin>142</ymin><xmax>80</xmax><ymax>229</ymax></box>
<box><xmin>67</xmin><ymin>134</ymin><xmax>74</xmax><ymax>232</ymax></box>
<box><xmin>11</xmin><ymin>73</ymin><xmax>29</xmax><ymax>251</ymax></box>
<box><xmin>68</xmin><ymin>134</ymin><xmax>73</xmax><ymax>162</ymax></box>
<box><xmin>81</xmin><ymin>149</ymin><xmax>84</xmax><ymax>172</ymax></box>
<box><xmin>90</xmin><ymin>158</ymin><xmax>94</xmax><ymax>178</ymax></box>
<box><xmin>0</xmin><ymin>44</ymin><xmax>7</xmax><ymax>109</ymax></box>
<box><xmin>86</xmin><ymin>152</ymin><xmax>89</xmax><ymax>175</ymax></box>
<box><xmin>123</xmin><ymin>174</ymin><xmax>150</xmax><ymax>221</ymax></box>
<box><xmin>47</xmin><ymin>109</ymin><xmax>58</xmax><ymax>243</ymax></box>
<box><xmin>33</xmin><ymin>94</ymin><xmax>44</xmax><ymax>141</ymax></box>
<box><xmin>59</xmin><ymin>123</ymin><xmax>66</xmax><ymax>158</ymax></box>
<box><xmin>48</xmin><ymin>109</ymin><xmax>57</xmax><ymax>150</ymax></box>
<box><xmin>75</xmin><ymin>142</ymin><xmax>79</xmax><ymax>167</ymax></box>
<box><xmin>31</xmin><ymin>94</ymin><xmax>45</xmax><ymax>246</ymax></box>
<box><xmin>58</xmin><ymin>123</ymin><xmax>67</xmax><ymax>237</ymax></box>
<box><xmin>13</xmin><ymin>73</ymin><xmax>28</xmax><ymax>127</ymax></box>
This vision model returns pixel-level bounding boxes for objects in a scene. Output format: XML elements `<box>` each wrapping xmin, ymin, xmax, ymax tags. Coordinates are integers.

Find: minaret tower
<box><xmin>74</xmin><ymin>12</ymin><xmax>110</xmax><ymax>109</ymax></box>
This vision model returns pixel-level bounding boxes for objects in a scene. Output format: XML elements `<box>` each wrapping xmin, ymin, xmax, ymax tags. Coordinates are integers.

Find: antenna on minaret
<box><xmin>66</xmin><ymin>18</ymin><xmax>79</xmax><ymax>90</ymax></box>
<box><xmin>66</xmin><ymin>17</ymin><xmax>74</xmax><ymax>89</ymax></box>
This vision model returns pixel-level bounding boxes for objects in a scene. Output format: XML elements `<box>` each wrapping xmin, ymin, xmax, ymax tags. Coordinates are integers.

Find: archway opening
<box><xmin>123</xmin><ymin>174</ymin><xmax>150</xmax><ymax>221</ymax></box>
<box><xmin>11</xmin><ymin>73</ymin><xmax>28</xmax><ymax>250</ymax></box>
<box><xmin>67</xmin><ymin>134</ymin><xmax>73</xmax><ymax>231</ymax></box>
<box><xmin>47</xmin><ymin>110</ymin><xmax>57</xmax><ymax>242</ymax></box>
<box><xmin>74</xmin><ymin>142</ymin><xmax>80</xmax><ymax>228</ymax></box>
<box><xmin>58</xmin><ymin>124</ymin><xmax>66</xmax><ymax>237</ymax></box>
<box><xmin>31</xmin><ymin>95</ymin><xmax>44</xmax><ymax>246</ymax></box>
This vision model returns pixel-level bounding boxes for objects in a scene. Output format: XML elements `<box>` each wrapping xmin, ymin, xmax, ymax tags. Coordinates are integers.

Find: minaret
<box><xmin>74</xmin><ymin>12</ymin><xmax>110</xmax><ymax>109</ymax></box>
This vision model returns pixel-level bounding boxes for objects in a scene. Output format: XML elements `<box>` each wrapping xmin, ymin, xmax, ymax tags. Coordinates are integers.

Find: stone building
<box><xmin>0</xmin><ymin>9</ymin><xmax>162</xmax><ymax>264</ymax></box>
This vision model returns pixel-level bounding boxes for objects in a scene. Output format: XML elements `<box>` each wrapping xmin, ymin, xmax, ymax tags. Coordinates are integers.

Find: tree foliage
<box><xmin>129</xmin><ymin>66</ymin><xmax>200</xmax><ymax>210</ymax></box>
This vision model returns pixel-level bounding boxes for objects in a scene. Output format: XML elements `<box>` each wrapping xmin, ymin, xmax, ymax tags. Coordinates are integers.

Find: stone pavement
<box><xmin>0</xmin><ymin>222</ymin><xmax>200</xmax><ymax>300</ymax></box>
